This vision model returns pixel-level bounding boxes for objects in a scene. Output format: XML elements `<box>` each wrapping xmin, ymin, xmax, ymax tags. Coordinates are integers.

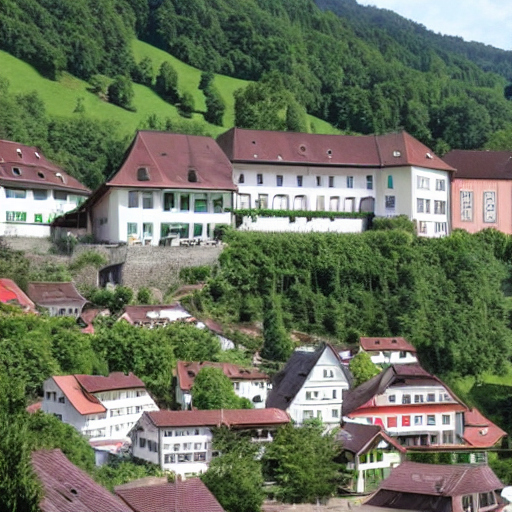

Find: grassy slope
<box><xmin>0</xmin><ymin>40</ymin><xmax>338</xmax><ymax>138</ymax></box>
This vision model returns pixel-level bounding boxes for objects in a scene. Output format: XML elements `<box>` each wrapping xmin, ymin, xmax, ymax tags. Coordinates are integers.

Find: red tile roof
<box><xmin>115</xmin><ymin>478</ymin><xmax>225</xmax><ymax>512</ymax></box>
<box><xmin>463</xmin><ymin>408</ymin><xmax>507</xmax><ymax>448</ymax></box>
<box><xmin>26</xmin><ymin>401</ymin><xmax>42</xmax><ymax>414</ymax></box>
<box><xmin>27</xmin><ymin>282</ymin><xmax>88</xmax><ymax>307</ymax></box>
<box><xmin>337</xmin><ymin>422</ymin><xmax>406</xmax><ymax>455</ymax></box>
<box><xmin>360</xmin><ymin>337</ymin><xmax>416</xmax><ymax>353</ymax></box>
<box><xmin>146</xmin><ymin>408</ymin><xmax>290</xmax><ymax>429</ymax></box>
<box><xmin>0</xmin><ymin>139</ymin><xmax>90</xmax><ymax>194</ymax></box>
<box><xmin>0</xmin><ymin>278</ymin><xmax>37</xmax><ymax>312</ymax></box>
<box><xmin>176</xmin><ymin>361</ymin><xmax>268</xmax><ymax>391</ymax></box>
<box><xmin>217</xmin><ymin>128</ymin><xmax>454</xmax><ymax>172</ymax></box>
<box><xmin>106</xmin><ymin>131</ymin><xmax>236</xmax><ymax>191</ymax></box>
<box><xmin>32</xmin><ymin>449</ymin><xmax>132</xmax><ymax>512</ymax></box>
<box><xmin>443</xmin><ymin>149</ymin><xmax>512</xmax><ymax>180</ymax></box>
<box><xmin>75</xmin><ymin>372</ymin><xmax>146</xmax><ymax>393</ymax></box>
<box><xmin>53</xmin><ymin>375</ymin><xmax>106</xmax><ymax>415</ymax></box>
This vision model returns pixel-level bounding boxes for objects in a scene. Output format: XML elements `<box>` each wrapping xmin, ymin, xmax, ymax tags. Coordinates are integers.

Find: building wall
<box><xmin>366</xmin><ymin>350</ymin><xmax>418</xmax><ymax>365</ymax></box>
<box><xmin>42</xmin><ymin>379</ymin><xmax>87</xmax><ymax>432</ymax></box>
<box><xmin>451</xmin><ymin>178</ymin><xmax>512</xmax><ymax>234</ymax></box>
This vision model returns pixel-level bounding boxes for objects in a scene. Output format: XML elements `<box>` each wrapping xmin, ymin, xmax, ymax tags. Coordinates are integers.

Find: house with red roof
<box><xmin>27</xmin><ymin>281</ymin><xmax>88</xmax><ymax>317</ymax></box>
<box><xmin>359</xmin><ymin>337</ymin><xmax>418</xmax><ymax>366</ymax></box>
<box><xmin>0</xmin><ymin>277</ymin><xmax>37</xmax><ymax>313</ymax></box>
<box><xmin>342</xmin><ymin>364</ymin><xmax>506</xmax><ymax>456</ymax></box>
<box><xmin>175</xmin><ymin>361</ymin><xmax>270</xmax><ymax>410</ymax></box>
<box><xmin>129</xmin><ymin>408</ymin><xmax>290</xmax><ymax>478</ymax></box>
<box><xmin>76</xmin><ymin>131</ymin><xmax>236</xmax><ymax>245</ymax></box>
<box><xmin>443</xmin><ymin>149</ymin><xmax>512</xmax><ymax>234</ymax></box>
<box><xmin>217</xmin><ymin>128</ymin><xmax>454</xmax><ymax>237</ymax></box>
<box><xmin>42</xmin><ymin>372</ymin><xmax>158</xmax><ymax>442</ymax></box>
<box><xmin>0</xmin><ymin>139</ymin><xmax>89</xmax><ymax>238</ymax></box>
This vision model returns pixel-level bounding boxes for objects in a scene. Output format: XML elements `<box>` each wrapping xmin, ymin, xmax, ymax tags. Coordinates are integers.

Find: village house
<box><xmin>216</xmin><ymin>128</ymin><xmax>454</xmax><ymax>237</ymax></box>
<box><xmin>359</xmin><ymin>337</ymin><xmax>418</xmax><ymax>366</ymax></box>
<box><xmin>73</xmin><ymin>131</ymin><xmax>236</xmax><ymax>245</ymax></box>
<box><xmin>175</xmin><ymin>361</ymin><xmax>270</xmax><ymax>410</ymax></box>
<box><xmin>443</xmin><ymin>149</ymin><xmax>512</xmax><ymax>234</ymax></box>
<box><xmin>343</xmin><ymin>364</ymin><xmax>506</xmax><ymax>454</ymax></box>
<box><xmin>365</xmin><ymin>461</ymin><xmax>504</xmax><ymax>512</ymax></box>
<box><xmin>27</xmin><ymin>281</ymin><xmax>88</xmax><ymax>317</ymax></box>
<box><xmin>118</xmin><ymin>303</ymin><xmax>194</xmax><ymax>327</ymax></box>
<box><xmin>41</xmin><ymin>372</ymin><xmax>159</xmax><ymax>442</ymax></box>
<box><xmin>0</xmin><ymin>139</ymin><xmax>90</xmax><ymax>238</ymax></box>
<box><xmin>266</xmin><ymin>343</ymin><xmax>353</xmax><ymax>427</ymax></box>
<box><xmin>0</xmin><ymin>277</ymin><xmax>37</xmax><ymax>313</ymax></box>
<box><xmin>337</xmin><ymin>422</ymin><xmax>406</xmax><ymax>494</ymax></box>
<box><xmin>129</xmin><ymin>408</ymin><xmax>290</xmax><ymax>478</ymax></box>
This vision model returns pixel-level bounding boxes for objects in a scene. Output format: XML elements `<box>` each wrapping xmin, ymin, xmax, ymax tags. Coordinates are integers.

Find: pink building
<box><xmin>444</xmin><ymin>150</ymin><xmax>512</xmax><ymax>234</ymax></box>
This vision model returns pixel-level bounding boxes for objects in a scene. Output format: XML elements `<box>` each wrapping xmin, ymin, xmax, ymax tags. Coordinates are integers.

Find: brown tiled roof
<box><xmin>217</xmin><ymin>128</ymin><xmax>454</xmax><ymax>172</ymax></box>
<box><xmin>0</xmin><ymin>278</ymin><xmax>37</xmax><ymax>312</ymax></box>
<box><xmin>463</xmin><ymin>408</ymin><xmax>507</xmax><ymax>448</ymax></box>
<box><xmin>32</xmin><ymin>449</ymin><xmax>132</xmax><ymax>512</ymax></box>
<box><xmin>75</xmin><ymin>372</ymin><xmax>146</xmax><ymax>393</ymax></box>
<box><xmin>443</xmin><ymin>149</ymin><xmax>512</xmax><ymax>179</ymax></box>
<box><xmin>115</xmin><ymin>478</ymin><xmax>225</xmax><ymax>512</ymax></box>
<box><xmin>53</xmin><ymin>375</ymin><xmax>106</xmax><ymax>415</ymax></box>
<box><xmin>145</xmin><ymin>408</ymin><xmax>290</xmax><ymax>429</ymax></box>
<box><xmin>119</xmin><ymin>304</ymin><xmax>193</xmax><ymax>325</ymax></box>
<box><xmin>336</xmin><ymin>422</ymin><xmax>406</xmax><ymax>455</ymax></box>
<box><xmin>266</xmin><ymin>344</ymin><xmax>353</xmax><ymax>410</ymax></box>
<box><xmin>106</xmin><ymin>131</ymin><xmax>236</xmax><ymax>191</ymax></box>
<box><xmin>360</xmin><ymin>337</ymin><xmax>416</xmax><ymax>353</ymax></box>
<box><xmin>0</xmin><ymin>139</ymin><xmax>90</xmax><ymax>193</ymax></box>
<box><xmin>176</xmin><ymin>361</ymin><xmax>268</xmax><ymax>391</ymax></box>
<box><xmin>371</xmin><ymin>461</ymin><xmax>503</xmax><ymax>496</ymax></box>
<box><xmin>27</xmin><ymin>282</ymin><xmax>88</xmax><ymax>307</ymax></box>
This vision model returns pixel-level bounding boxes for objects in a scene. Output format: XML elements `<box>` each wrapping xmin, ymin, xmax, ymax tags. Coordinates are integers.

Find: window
<box><xmin>297</xmin><ymin>176</ymin><xmax>303</xmax><ymax>187</ymax></box>
<box><xmin>173</xmin><ymin>444</ymin><xmax>180</xmax><ymax>451</ymax></box>
<box><xmin>212</xmin><ymin>195</ymin><xmax>223</xmax><ymax>213</ymax></box>
<box><xmin>306</xmin><ymin>391</ymin><xmax>319</xmax><ymax>400</ymax></box>
<box><xmin>316</xmin><ymin>176</ymin><xmax>322</xmax><ymax>186</ymax></box>
<box><xmin>414</xmin><ymin>395</ymin><xmax>424</xmax><ymax>403</ymax></box>
<box><xmin>33</xmin><ymin>189</ymin><xmax>47</xmax><ymax>200</ymax></box>
<box><xmin>54</xmin><ymin>190</ymin><xmax>67</xmax><ymax>201</ymax></box>
<box><xmin>164</xmin><ymin>430</ymin><xmax>173</xmax><ymax>437</ymax></box>
<box><xmin>483</xmin><ymin>191</ymin><xmax>497</xmax><ymax>223</ymax></box>
<box><xmin>460</xmin><ymin>191</ymin><xmax>473</xmax><ymax>221</ymax></box>
<box><xmin>417</xmin><ymin>176</ymin><xmax>430</xmax><ymax>189</ymax></box>
<box><xmin>127</xmin><ymin>223</ymin><xmax>138</xmax><ymax>236</ymax></box>
<box><xmin>128</xmin><ymin>191</ymin><xmax>139</xmax><ymax>208</ymax></box>
<box><xmin>387</xmin><ymin>175</ymin><xmax>393</xmax><ymax>189</ymax></box>
<box><xmin>194</xmin><ymin>194</ymin><xmax>208</xmax><ymax>213</ymax></box>
<box><xmin>417</xmin><ymin>198</ymin><xmax>425</xmax><ymax>213</ymax></box>
<box><xmin>34</xmin><ymin>214</ymin><xmax>43</xmax><ymax>223</ymax></box>
<box><xmin>257</xmin><ymin>174</ymin><xmax>263</xmax><ymax>185</ymax></box>
<box><xmin>139</xmin><ymin>437</ymin><xmax>146</xmax><ymax>448</ymax></box>
<box><xmin>5</xmin><ymin>188</ymin><xmax>26</xmax><ymax>199</ymax></box>
<box><xmin>163</xmin><ymin>192</ymin><xmax>175</xmax><ymax>211</ymax></box>
<box><xmin>276</xmin><ymin>175</ymin><xmax>283</xmax><ymax>187</ymax></box>
<box><xmin>434</xmin><ymin>200</ymin><xmax>446</xmax><ymax>215</ymax></box>
<box><xmin>137</xmin><ymin>167</ymin><xmax>150</xmax><ymax>181</ymax></box>
<box><xmin>143</xmin><ymin>223</ymin><xmax>153</xmax><ymax>239</ymax></box>
<box><xmin>462</xmin><ymin>496</ymin><xmax>474</xmax><ymax>511</ymax></box>
<box><xmin>180</xmin><ymin>194</ymin><xmax>190</xmax><ymax>211</ymax></box>
<box><xmin>316</xmin><ymin>195</ymin><xmax>325</xmax><ymax>211</ymax></box>
<box><xmin>385</xmin><ymin>195</ymin><xmax>395</xmax><ymax>210</ymax></box>
<box><xmin>329</xmin><ymin>196</ymin><xmax>340</xmax><ymax>212</ymax></box>
<box><xmin>194</xmin><ymin>443</ymin><xmax>202</xmax><ymax>450</ymax></box>
<box><xmin>427</xmin><ymin>415</ymin><xmax>436</xmax><ymax>426</ymax></box>
<box><xmin>188</xmin><ymin>169</ymin><xmax>197</xmax><ymax>183</ymax></box>
<box><xmin>479</xmin><ymin>492</ymin><xmax>496</xmax><ymax>508</ymax></box>
<box><xmin>399</xmin><ymin>351</ymin><xmax>407</xmax><ymax>359</ymax></box>
<box><xmin>142</xmin><ymin>192</ymin><xmax>153</xmax><ymax>209</ymax></box>
<box><xmin>402</xmin><ymin>415</ymin><xmax>411</xmax><ymax>427</ymax></box>
<box><xmin>164</xmin><ymin>454</ymin><xmax>175</xmax><ymax>464</ymax></box>
<box><xmin>332</xmin><ymin>390</ymin><xmax>337</xmax><ymax>399</ymax></box>
<box><xmin>239</xmin><ymin>194</ymin><xmax>250</xmax><ymax>209</ymax></box>
<box><xmin>346</xmin><ymin>176</ymin><xmax>354</xmax><ymax>188</ymax></box>
<box><xmin>329</xmin><ymin>176</ymin><xmax>334</xmax><ymax>188</ymax></box>
<box><xmin>294</xmin><ymin>195</ymin><xmax>306</xmax><ymax>210</ymax></box>
<box><xmin>6</xmin><ymin>211</ymin><xmax>27</xmax><ymax>222</ymax></box>
<box><xmin>178</xmin><ymin>453</ymin><xmax>192</xmax><ymax>462</ymax></box>
<box><xmin>402</xmin><ymin>394</ymin><xmax>411</xmax><ymax>404</ymax></box>
<box><xmin>273</xmin><ymin>194</ymin><xmax>289</xmax><ymax>210</ymax></box>
<box><xmin>442</xmin><ymin>414</ymin><xmax>450</xmax><ymax>425</ymax></box>
<box><xmin>387</xmin><ymin>417</ymin><xmax>397</xmax><ymax>428</ymax></box>
<box><xmin>332</xmin><ymin>409</ymin><xmax>339</xmax><ymax>418</ymax></box>
<box><xmin>414</xmin><ymin>415</ymin><xmax>423</xmax><ymax>426</ymax></box>
<box><xmin>388</xmin><ymin>395</ymin><xmax>396</xmax><ymax>403</ymax></box>
<box><xmin>435</xmin><ymin>222</ymin><xmax>447</xmax><ymax>234</ymax></box>
<box><xmin>436</xmin><ymin>179</ymin><xmax>446</xmax><ymax>191</ymax></box>
<box><xmin>303</xmin><ymin>410</ymin><xmax>314</xmax><ymax>420</ymax></box>
<box><xmin>233</xmin><ymin>382</ymin><xmax>240</xmax><ymax>391</ymax></box>
<box><xmin>366</xmin><ymin>175</ymin><xmax>373</xmax><ymax>190</ymax></box>
<box><xmin>258</xmin><ymin>194</ymin><xmax>268</xmax><ymax>209</ymax></box>
<box><xmin>238</xmin><ymin>174</ymin><xmax>245</xmax><ymax>184</ymax></box>
<box><xmin>427</xmin><ymin>393</ymin><xmax>435</xmax><ymax>402</ymax></box>
<box><xmin>12</xmin><ymin>167</ymin><xmax>21</xmax><ymax>176</ymax></box>
<box><xmin>323</xmin><ymin>369</ymin><xmax>334</xmax><ymax>378</ymax></box>
<box><xmin>194</xmin><ymin>452</ymin><xmax>207</xmax><ymax>461</ymax></box>
<box><xmin>58</xmin><ymin>396</ymin><xmax>65</xmax><ymax>403</ymax></box>
<box><xmin>183</xmin><ymin>443</ymin><xmax>192</xmax><ymax>450</ymax></box>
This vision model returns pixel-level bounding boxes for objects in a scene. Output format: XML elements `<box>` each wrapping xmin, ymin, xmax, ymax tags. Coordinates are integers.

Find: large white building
<box><xmin>266</xmin><ymin>343</ymin><xmax>353</xmax><ymax>427</ymax></box>
<box><xmin>42</xmin><ymin>372</ymin><xmax>158</xmax><ymax>441</ymax></box>
<box><xmin>0</xmin><ymin>139</ymin><xmax>90</xmax><ymax>237</ymax></box>
<box><xmin>217</xmin><ymin>128</ymin><xmax>454</xmax><ymax>237</ymax></box>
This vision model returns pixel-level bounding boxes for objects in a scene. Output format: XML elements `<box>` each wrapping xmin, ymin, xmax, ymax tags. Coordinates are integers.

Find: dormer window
<box><xmin>137</xmin><ymin>167</ymin><xmax>150</xmax><ymax>181</ymax></box>
<box><xmin>375</xmin><ymin>340</ymin><xmax>380</xmax><ymax>345</ymax></box>
<box><xmin>37</xmin><ymin>171</ymin><xmax>45</xmax><ymax>179</ymax></box>
<box><xmin>188</xmin><ymin>169</ymin><xmax>198</xmax><ymax>183</ymax></box>
<box><xmin>16</xmin><ymin>148</ymin><xmax>22</xmax><ymax>157</ymax></box>
<box><xmin>391</xmin><ymin>339</ymin><xmax>397</xmax><ymax>344</ymax></box>
<box><xmin>12</xmin><ymin>167</ymin><xmax>21</xmax><ymax>176</ymax></box>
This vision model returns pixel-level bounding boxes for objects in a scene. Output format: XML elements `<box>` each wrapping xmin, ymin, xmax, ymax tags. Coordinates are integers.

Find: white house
<box><xmin>0</xmin><ymin>139</ymin><xmax>90</xmax><ymax>237</ymax></box>
<box><xmin>266</xmin><ymin>343</ymin><xmax>353</xmax><ymax>427</ymax></box>
<box><xmin>359</xmin><ymin>337</ymin><xmax>418</xmax><ymax>366</ymax></box>
<box><xmin>41</xmin><ymin>372</ymin><xmax>159</xmax><ymax>441</ymax></box>
<box><xmin>130</xmin><ymin>408</ymin><xmax>290</xmax><ymax>478</ymax></box>
<box><xmin>81</xmin><ymin>131</ymin><xmax>236</xmax><ymax>245</ymax></box>
<box><xmin>216</xmin><ymin>128</ymin><xmax>454</xmax><ymax>237</ymax></box>
<box><xmin>175</xmin><ymin>361</ymin><xmax>270</xmax><ymax>410</ymax></box>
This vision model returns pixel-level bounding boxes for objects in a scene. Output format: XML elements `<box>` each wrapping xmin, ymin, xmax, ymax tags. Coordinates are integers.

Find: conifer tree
<box><xmin>261</xmin><ymin>295</ymin><xmax>293</xmax><ymax>362</ymax></box>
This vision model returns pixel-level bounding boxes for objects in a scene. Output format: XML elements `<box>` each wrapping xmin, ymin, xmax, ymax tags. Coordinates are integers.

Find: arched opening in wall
<box><xmin>294</xmin><ymin>195</ymin><xmax>306</xmax><ymax>210</ymax></box>
<box><xmin>329</xmin><ymin>196</ymin><xmax>340</xmax><ymax>212</ymax></box>
<box><xmin>359</xmin><ymin>196</ymin><xmax>375</xmax><ymax>213</ymax></box>
<box><xmin>273</xmin><ymin>194</ymin><xmax>289</xmax><ymax>210</ymax></box>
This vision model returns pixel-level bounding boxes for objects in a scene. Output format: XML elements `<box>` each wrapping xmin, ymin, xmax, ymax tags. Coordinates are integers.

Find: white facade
<box><xmin>42</xmin><ymin>378</ymin><xmax>159</xmax><ymax>441</ymax></box>
<box><xmin>289</xmin><ymin>348</ymin><xmax>351</xmax><ymax>427</ymax></box>
<box><xmin>92</xmin><ymin>187</ymin><xmax>232</xmax><ymax>245</ymax></box>
<box><xmin>366</xmin><ymin>350</ymin><xmax>418</xmax><ymax>366</ymax></box>
<box><xmin>0</xmin><ymin>185</ymin><xmax>87</xmax><ymax>237</ymax></box>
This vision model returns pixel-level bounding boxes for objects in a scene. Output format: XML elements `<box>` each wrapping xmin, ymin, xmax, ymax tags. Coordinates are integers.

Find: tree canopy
<box><xmin>349</xmin><ymin>351</ymin><xmax>381</xmax><ymax>387</ymax></box>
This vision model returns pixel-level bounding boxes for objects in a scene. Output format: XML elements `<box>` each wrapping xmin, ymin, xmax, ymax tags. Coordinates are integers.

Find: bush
<box><xmin>371</xmin><ymin>215</ymin><xmax>416</xmax><ymax>233</ymax></box>
<box><xmin>69</xmin><ymin>251</ymin><xmax>107</xmax><ymax>271</ymax></box>
<box><xmin>108</xmin><ymin>75</ymin><xmax>135</xmax><ymax>111</ymax></box>
<box><xmin>179</xmin><ymin>92</ymin><xmax>195</xmax><ymax>118</ymax></box>
<box><xmin>179</xmin><ymin>266</ymin><xmax>212</xmax><ymax>284</ymax></box>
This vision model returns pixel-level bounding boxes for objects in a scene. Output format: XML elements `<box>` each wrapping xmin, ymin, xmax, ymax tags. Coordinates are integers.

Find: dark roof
<box><xmin>443</xmin><ymin>149</ymin><xmax>512</xmax><ymax>180</ymax></box>
<box><xmin>115</xmin><ymin>478</ymin><xmax>224</xmax><ymax>512</ymax></box>
<box><xmin>145</xmin><ymin>408</ymin><xmax>290</xmax><ymax>429</ymax></box>
<box><xmin>27</xmin><ymin>282</ymin><xmax>88</xmax><ymax>307</ymax></box>
<box><xmin>266</xmin><ymin>344</ymin><xmax>353</xmax><ymax>410</ymax></box>
<box><xmin>106</xmin><ymin>131</ymin><xmax>236</xmax><ymax>191</ymax></box>
<box><xmin>0</xmin><ymin>139</ymin><xmax>90</xmax><ymax>193</ymax></box>
<box><xmin>217</xmin><ymin>128</ymin><xmax>454</xmax><ymax>172</ymax></box>
<box><xmin>75</xmin><ymin>372</ymin><xmax>146</xmax><ymax>393</ymax></box>
<box><xmin>337</xmin><ymin>422</ymin><xmax>406</xmax><ymax>455</ymax></box>
<box><xmin>32</xmin><ymin>449</ymin><xmax>132</xmax><ymax>512</ymax></box>
<box><xmin>372</xmin><ymin>461</ymin><xmax>503</xmax><ymax>496</ymax></box>
<box><xmin>360</xmin><ymin>337</ymin><xmax>416</xmax><ymax>353</ymax></box>
<box><xmin>0</xmin><ymin>278</ymin><xmax>37</xmax><ymax>312</ymax></box>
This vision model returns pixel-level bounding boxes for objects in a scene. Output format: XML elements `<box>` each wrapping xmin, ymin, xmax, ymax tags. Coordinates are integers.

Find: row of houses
<box><xmin>3</xmin><ymin>129</ymin><xmax>512</xmax><ymax>242</ymax></box>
